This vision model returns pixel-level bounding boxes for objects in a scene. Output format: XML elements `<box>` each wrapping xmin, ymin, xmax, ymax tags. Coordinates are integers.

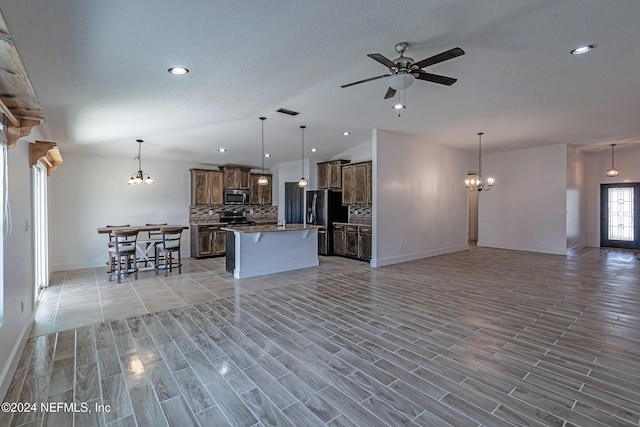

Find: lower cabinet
<box><xmin>333</xmin><ymin>224</ymin><xmax>346</xmax><ymax>255</ymax></box>
<box><xmin>345</xmin><ymin>226</ymin><xmax>358</xmax><ymax>257</ymax></box>
<box><xmin>358</xmin><ymin>226</ymin><xmax>372</xmax><ymax>260</ymax></box>
<box><xmin>333</xmin><ymin>223</ymin><xmax>371</xmax><ymax>261</ymax></box>
<box><xmin>190</xmin><ymin>225</ymin><xmax>226</xmax><ymax>258</ymax></box>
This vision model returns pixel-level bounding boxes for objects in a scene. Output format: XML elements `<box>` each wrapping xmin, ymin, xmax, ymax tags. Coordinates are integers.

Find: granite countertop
<box><xmin>189</xmin><ymin>220</ymin><xmax>224</xmax><ymax>226</ymax></box>
<box><xmin>190</xmin><ymin>217</ymin><xmax>278</xmax><ymax>226</ymax></box>
<box><xmin>221</xmin><ymin>224</ymin><xmax>325</xmax><ymax>233</ymax></box>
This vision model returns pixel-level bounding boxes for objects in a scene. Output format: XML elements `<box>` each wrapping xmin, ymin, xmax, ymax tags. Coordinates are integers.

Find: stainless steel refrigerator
<box><xmin>307</xmin><ymin>190</ymin><xmax>348</xmax><ymax>255</ymax></box>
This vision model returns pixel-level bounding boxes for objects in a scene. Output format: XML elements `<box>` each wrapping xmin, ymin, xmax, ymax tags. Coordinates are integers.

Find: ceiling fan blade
<box><xmin>412</xmin><ymin>47</ymin><xmax>465</xmax><ymax>69</ymax></box>
<box><xmin>367</xmin><ymin>53</ymin><xmax>397</xmax><ymax>69</ymax></box>
<box><xmin>415</xmin><ymin>72</ymin><xmax>458</xmax><ymax>86</ymax></box>
<box><xmin>384</xmin><ymin>87</ymin><xmax>396</xmax><ymax>99</ymax></box>
<box><xmin>341</xmin><ymin>74</ymin><xmax>391</xmax><ymax>88</ymax></box>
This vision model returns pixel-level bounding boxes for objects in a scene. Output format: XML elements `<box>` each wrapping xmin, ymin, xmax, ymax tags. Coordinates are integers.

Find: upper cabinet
<box><xmin>224</xmin><ymin>166</ymin><xmax>251</xmax><ymax>190</ymax></box>
<box><xmin>191</xmin><ymin>169</ymin><xmax>223</xmax><ymax>205</ymax></box>
<box><xmin>317</xmin><ymin>159</ymin><xmax>350</xmax><ymax>190</ymax></box>
<box><xmin>250</xmin><ymin>173</ymin><xmax>273</xmax><ymax>205</ymax></box>
<box><xmin>0</xmin><ymin>13</ymin><xmax>45</xmax><ymax>148</ymax></box>
<box><xmin>342</xmin><ymin>161</ymin><xmax>372</xmax><ymax>206</ymax></box>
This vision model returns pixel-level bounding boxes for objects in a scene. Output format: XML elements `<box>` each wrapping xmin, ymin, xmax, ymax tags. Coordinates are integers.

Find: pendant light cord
<box><xmin>611</xmin><ymin>144</ymin><xmax>615</xmax><ymax>168</ymax></box>
<box><xmin>478</xmin><ymin>132</ymin><xmax>483</xmax><ymax>180</ymax></box>
<box><xmin>260</xmin><ymin>117</ymin><xmax>266</xmax><ymax>175</ymax></box>
<box><xmin>301</xmin><ymin>125</ymin><xmax>305</xmax><ymax>177</ymax></box>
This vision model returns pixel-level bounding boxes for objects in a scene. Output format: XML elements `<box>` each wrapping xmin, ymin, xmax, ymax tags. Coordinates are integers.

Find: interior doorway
<box><xmin>33</xmin><ymin>161</ymin><xmax>49</xmax><ymax>302</ymax></box>
<box><xmin>600</xmin><ymin>183</ymin><xmax>640</xmax><ymax>249</ymax></box>
<box><xmin>285</xmin><ymin>182</ymin><xmax>304</xmax><ymax>224</ymax></box>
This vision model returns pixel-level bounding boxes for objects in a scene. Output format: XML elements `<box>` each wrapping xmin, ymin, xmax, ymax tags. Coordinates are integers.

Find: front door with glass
<box><xmin>600</xmin><ymin>183</ymin><xmax>640</xmax><ymax>249</ymax></box>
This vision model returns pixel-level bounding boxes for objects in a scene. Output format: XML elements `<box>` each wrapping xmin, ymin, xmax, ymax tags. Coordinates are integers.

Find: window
<box><xmin>608</xmin><ymin>187</ymin><xmax>634</xmax><ymax>241</ymax></box>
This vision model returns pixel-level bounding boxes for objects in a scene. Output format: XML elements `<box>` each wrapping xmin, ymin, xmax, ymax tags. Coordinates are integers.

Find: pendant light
<box><xmin>258</xmin><ymin>117</ymin><xmax>268</xmax><ymax>185</ymax></box>
<box><xmin>465</xmin><ymin>132</ymin><xmax>494</xmax><ymax>192</ymax></box>
<box><xmin>606</xmin><ymin>144</ymin><xmax>619</xmax><ymax>177</ymax></box>
<box><xmin>298</xmin><ymin>125</ymin><xmax>308</xmax><ymax>187</ymax></box>
<box><xmin>128</xmin><ymin>139</ymin><xmax>154</xmax><ymax>185</ymax></box>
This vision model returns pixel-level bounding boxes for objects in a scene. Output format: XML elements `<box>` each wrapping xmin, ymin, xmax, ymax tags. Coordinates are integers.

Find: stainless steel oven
<box><xmin>224</xmin><ymin>189</ymin><xmax>250</xmax><ymax>205</ymax></box>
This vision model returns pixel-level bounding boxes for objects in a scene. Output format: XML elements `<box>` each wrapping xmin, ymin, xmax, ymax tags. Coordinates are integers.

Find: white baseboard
<box><xmin>371</xmin><ymin>244</ymin><xmax>468</xmax><ymax>267</ymax></box>
<box><xmin>477</xmin><ymin>241</ymin><xmax>567</xmax><ymax>256</ymax></box>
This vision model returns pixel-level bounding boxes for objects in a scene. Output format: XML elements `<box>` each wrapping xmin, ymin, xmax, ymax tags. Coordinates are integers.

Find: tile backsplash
<box><xmin>189</xmin><ymin>205</ymin><xmax>278</xmax><ymax>224</ymax></box>
<box><xmin>349</xmin><ymin>206</ymin><xmax>372</xmax><ymax>223</ymax></box>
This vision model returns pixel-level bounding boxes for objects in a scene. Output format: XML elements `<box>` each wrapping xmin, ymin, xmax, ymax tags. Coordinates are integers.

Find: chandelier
<box><xmin>128</xmin><ymin>139</ymin><xmax>154</xmax><ymax>185</ymax></box>
<box><xmin>606</xmin><ymin>144</ymin><xmax>619</xmax><ymax>177</ymax></box>
<box><xmin>465</xmin><ymin>132</ymin><xmax>494</xmax><ymax>192</ymax></box>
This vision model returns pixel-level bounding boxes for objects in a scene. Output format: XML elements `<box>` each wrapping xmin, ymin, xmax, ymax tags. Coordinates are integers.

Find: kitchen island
<box><xmin>222</xmin><ymin>224</ymin><xmax>324</xmax><ymax>279</ymax></box>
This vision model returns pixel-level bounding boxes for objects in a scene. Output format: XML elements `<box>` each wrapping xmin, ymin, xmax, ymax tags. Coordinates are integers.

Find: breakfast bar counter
<box><xmin>222</xmin><ymin>224</ymin><xmax>324</xmax><ymax>278</ymax></box>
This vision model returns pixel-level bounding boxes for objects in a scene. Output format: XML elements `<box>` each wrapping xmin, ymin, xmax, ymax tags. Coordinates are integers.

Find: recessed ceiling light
<box><xmin>218</xmin><ymin>148</ymin><xmax>227</xmax><ymax>153</ymax></box>
<box><xmin>264</xmin><ymin>153</ymin><xmax>271</xmax><ymax>158</ymax></box>
<box><xmin>343</xmin><ymin>131</ymin><xmax>350</xmax><ymax>136</ymax></box>
<box><xmin>310</xmin><ymin>148</ymin><xmax>317</xmax><ymax>153</ymax></box>
<box><xmin>570</xmin><ymin>45</ymin><xmax>594</xmax><ymax>55</ymax></box>
<box><xmin>168</xmin><ymin>67</ymin><xmax>189</xmax><ymax>75</ymax></box>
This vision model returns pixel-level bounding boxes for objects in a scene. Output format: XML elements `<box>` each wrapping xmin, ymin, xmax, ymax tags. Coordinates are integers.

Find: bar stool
<box><xmin>144</xmin><ymin>223</ymin><xmax>167</xmax><ymax>266</ymax></box>
<box><xmin>108</xmin><ymin>229</ymin><xmax>139</xmax><ymax>283</ymax></box>
<box><xmin>105</xmin><ymin>225</ymin><xmax>130</xmax><ymax>272</ymax></box>
<box><xmin>155</xmin><ymin>227</ymin><xmax>183</xmax><ymax>277</ymax></box>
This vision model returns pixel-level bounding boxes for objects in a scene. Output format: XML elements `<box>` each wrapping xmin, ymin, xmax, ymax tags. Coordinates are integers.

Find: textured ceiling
<box><xmin>2</xmin><ymin>0</ymin><xmax>640</xmax><ymax>167</ymax></box>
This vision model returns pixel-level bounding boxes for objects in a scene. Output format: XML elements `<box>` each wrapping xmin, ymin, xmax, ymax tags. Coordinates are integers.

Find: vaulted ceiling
<box><xmin>2</xmin><ymin>0</ymin><xmax>640</xmax><ymax>167</ymax></box>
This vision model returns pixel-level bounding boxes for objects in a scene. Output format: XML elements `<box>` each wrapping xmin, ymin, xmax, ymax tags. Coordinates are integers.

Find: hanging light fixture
<box><xmin>258</xmin><ymin>117</ymin><xmax>268</xmax><ymax>185</ymax></box>
<box><xmin>606</xmin><ymin>143</ymin><xmax>619</xmax><ymax>177</ymax></box>
<box><xmin>298</xmin><ymin>125</ymin><xmax>308</xmax><ymax>187</ymax></box>
<box><xmin>128</xmin><ymin>139</ymin><xmax>154</xmax><ymax>185</ymax></box>
<box><xmin>465</xmin><ymin>132</ymin><xmax>494</xmax><ymax>192</ymax></box>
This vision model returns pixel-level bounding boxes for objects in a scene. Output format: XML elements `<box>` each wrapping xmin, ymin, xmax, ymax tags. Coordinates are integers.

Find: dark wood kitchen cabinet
<box><xmin>342</xmin><ymin>161</ymin><xmax>372</xmax><ymax>206</ymax></box>
<box><xmin>223</xmin><ymin>166</ymin><xmax>251</xmax><ymax>190</ymax></box>
<box><xmin>345</xmin><ymin>225</ymin><xmax>358</xmax><ymax>257</ymax></box>
<box><xmin>190</xmin><ymin>225</ymin><xmax>226</xmax><ymax>258</ymax></box>
<box><xmin>333</xmin><ymin>223</ymin><xmax>371</xmax><ymax>261</ymax></box>
<box><xmin>358</xmin><ymin>225</ymin><xmax>372</xmax><ymax>260</ymax></box>
<box><xmin>317</xmin><ymin>159</ymin><xmax>349</xmax><ymax>189</ymax></box>
<box><xmin>333</xmin><ymin>224</ymin><xmax>346</xmax><ymax>255</ymax></box>
<box><xmin>250</xmin><ymin>173</ymin><xmax>273</xmax><ymax>205</ymax></box>
<box><xmin>191</xmin><ymin>169</ymin><xmax>223</xmax><ymax>205</ymax></box>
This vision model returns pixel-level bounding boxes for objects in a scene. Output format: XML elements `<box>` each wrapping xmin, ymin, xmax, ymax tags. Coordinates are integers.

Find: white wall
<box><xmin>330</xmin><ymin>140</ymin><xmax>372</xmax><ymax>165</ymax></box>
<box><xmin>566</xmin><ymin>145</ymin><xmax>586</xmax><ymax>250</ymax></box>
<box><xmin>373</xmin><ymin>129</ymin><xmax>474</xmax><ymax>267</ymax></box>
<box><xmin>479</xmin><ymin>144</ymin><xmax>568</xmax><ymax>255</ymax></box>
<box><xmin>48</xmin><ymin>152</ymin><xmax>192</xmax><ymax>271</ymax></box>
<box><xmin>585</xmin><ymin>145</ymin><xmax>640</xmax><ymax>247</ymax></box>
<box><xmin>1</xmin><ymin>141</ymin><xmax>36</xmax><ymax>400</ymax></box>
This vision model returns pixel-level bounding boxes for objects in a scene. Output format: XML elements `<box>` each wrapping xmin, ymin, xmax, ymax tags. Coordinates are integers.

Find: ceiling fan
<box><xmin>341</xmin><ymin>42</ymin><xmax>465</xmax><ymax>99</ymax></box>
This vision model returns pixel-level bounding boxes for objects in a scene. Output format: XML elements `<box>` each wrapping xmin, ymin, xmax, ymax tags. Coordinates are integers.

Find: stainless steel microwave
<box><xmin>224</xmin><ymin>189</ymin><xmax>250</xmax><ymax>205</ymax></box>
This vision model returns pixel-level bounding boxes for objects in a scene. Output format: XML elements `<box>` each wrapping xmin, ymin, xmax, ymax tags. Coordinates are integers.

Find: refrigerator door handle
<box><xmin>309</xmin><ymin>192</ymin><xmax>317</xmax><ymax>224</ymax></box>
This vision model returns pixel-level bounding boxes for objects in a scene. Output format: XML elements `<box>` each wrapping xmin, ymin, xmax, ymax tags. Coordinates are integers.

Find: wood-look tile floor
<box><xmin>3</xmin><ymin>247</ymin><xmax>640</xmax><ymax>426</ymax></box>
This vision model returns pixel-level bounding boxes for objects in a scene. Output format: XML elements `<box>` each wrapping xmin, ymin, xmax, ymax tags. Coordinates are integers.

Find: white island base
<box><xmin>222</xmin><ymin>224</ymin><xmax>324</xmax><ymax>279</ymax></box>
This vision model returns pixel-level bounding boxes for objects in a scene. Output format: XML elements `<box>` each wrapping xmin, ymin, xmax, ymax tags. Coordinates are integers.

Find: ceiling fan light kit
<box><xmin>341</xmin><ymin>42</ymin><xmax>465</xmax><ymax>101</ymax></box>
